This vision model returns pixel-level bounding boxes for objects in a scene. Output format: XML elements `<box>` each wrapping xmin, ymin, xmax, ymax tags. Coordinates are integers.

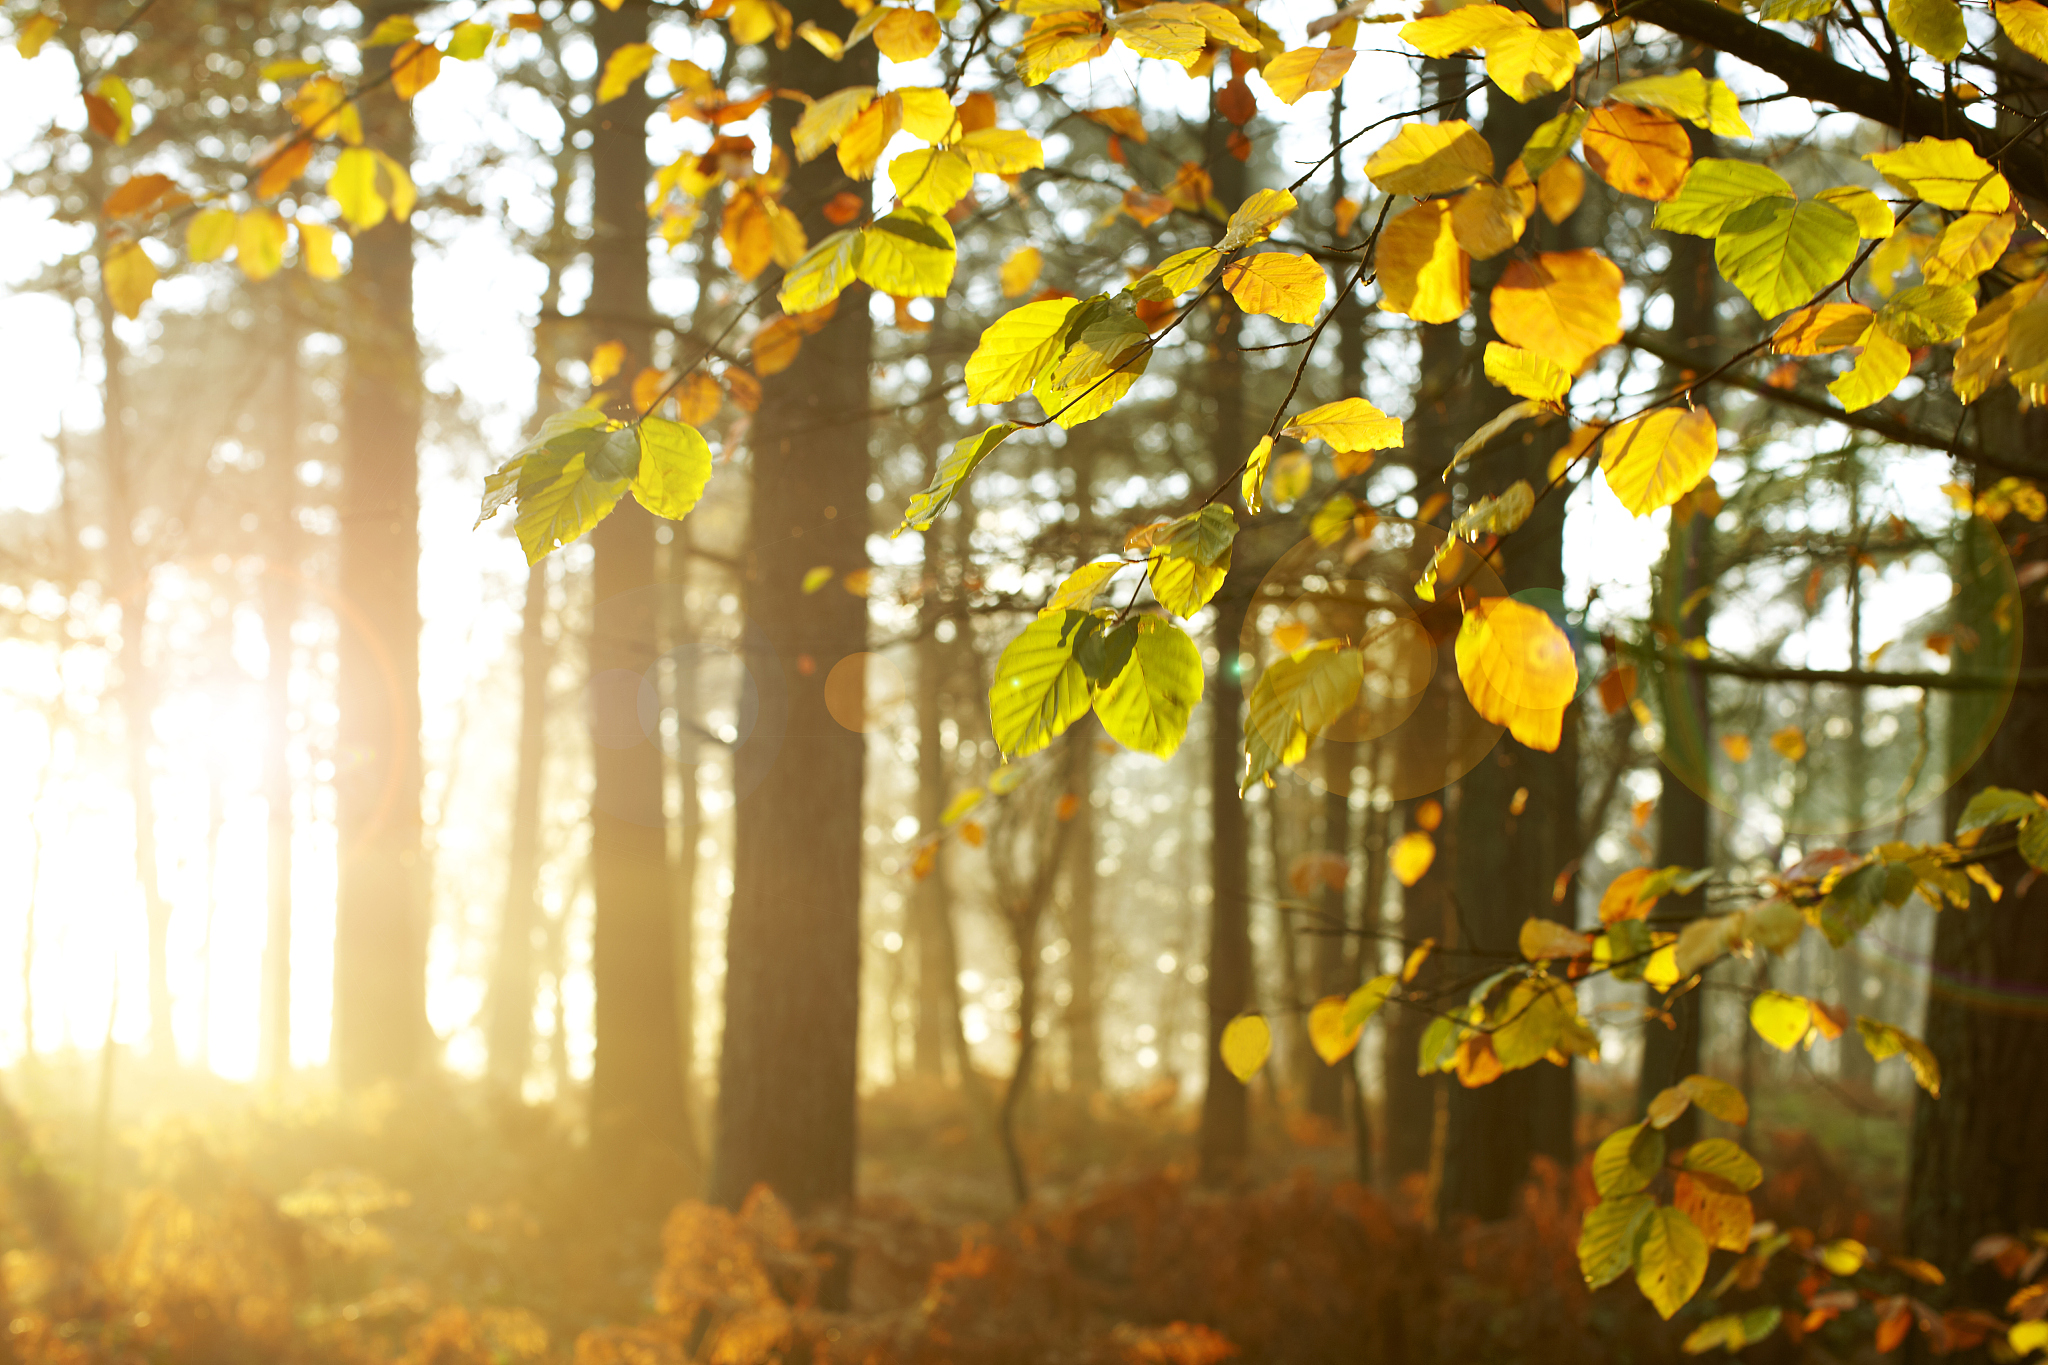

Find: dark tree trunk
<box><xmin>1905</xmin><ymin>403</ymin><xmax>2048</xmax><ymax>1272</ymax></box>
<box><xmin>710</xmin><ymin>0</ymin><xmax>875</xmax><ymax>1218</ymax></box>
<box><xmin>586</xmin><ymin>0</ymin><xmax>690</xmax><ymax>1176</ymax></box>
<box><xmin>333</xmin><ymin>1</ymin><xmax>429</xmax><ymax>1088</ymax></box>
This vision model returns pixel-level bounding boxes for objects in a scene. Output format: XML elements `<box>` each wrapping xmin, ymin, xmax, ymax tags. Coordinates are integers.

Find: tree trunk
<box><xmin>913</xmin><ymin>450</ymin><xmax>956</xmax><ymax>1081</ymax></box>
<box><xmin>1381</xmin><ymin>798</ymin><xmax>1446</xmax><ymax>1186</ymax></box>
<box><xmin>488</xmin><ymin>559</ymin><xmax>551</xmax><ymax>1094</ymax></box>
<box><xmin>586</xmin><ymin>0</ymin><xmax>690</xmax><ymax>1177</ymax></box>
<box><xmin>1197</xmin><ymin>86</ymin><xmax>1253</xmax><ymax>1185</ymax></box>
<box><xmin>1064</xmin><ymin>716</ymin><xmax>1102</xmax><ymax>1094</ymax></box>
<box><xmin>663</xmin><ymin>534</ymin><xmax>703</xmax><ymax>1126</ymax></box>
<box><xmin>1904</xmin><ymin>404</ymin><xmax>2048</xmax><ymax>1272</ymax></box>
<box><xmin>710</xmin><ymin>0</ymin><xmax>875</xmax><ymax>1220</ymax></box>
<box><xmin>258</xmin><ymin>301</ymin><xmax>300</xmax><ymax>1087</ymax></box>
<box><xmin>1307</xmin><ymin>745</ymin><xmax>1352</xmax><ymax>1121</ymax></box>
<box><xmin>333</xmin><ymin>0</ymin><xmax>429</xmax><ymax>1088</ymax></box>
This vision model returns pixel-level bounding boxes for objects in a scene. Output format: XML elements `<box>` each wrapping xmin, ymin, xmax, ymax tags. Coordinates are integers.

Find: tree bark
<box><xmin>259</xmin><ymin>302</ymin><xmax>300</xmax><ymax>1086</ymax></box>
<box><xmin>710</xmin><ymin>0</ymin><xmax>875</xmax><ymax>1219</ymax></box>
<box><xmin>586</xmin><ymin>0</ymin><xmax>691</xmax><ymax>1177</ymax></box>
<box><xmin>333</xmin><ymin>0</ymin><xmax>430</xmax><ymax>1088</ymax></box>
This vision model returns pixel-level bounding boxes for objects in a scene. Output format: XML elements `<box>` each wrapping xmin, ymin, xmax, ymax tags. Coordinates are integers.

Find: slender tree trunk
<box><xmin>334</xmin><ymin>0</ymin><xmax>429</xmax><ymax>1087</ymax></box>
<box><xmin>1307</xmin><ymin>745</ymin><xmax>1352</xmax><ymax>1121</ymax></box>
<box><xmin>1382</xmin><ymin>798</ymin><xmax>1447</xmax><ymax>1186</ymax></box>
<box><xmin>1065</xmin><ymin>716</ymin><xmax>1102</xmax><ymax>1094</ymax></box>
<box><xmin>586</xmin><ymin>0</ymin><xmax>690</xmax><ymax>1177</ymax></box>
<box><xmin>259</xmin><ymin>305</ymin><xmax>300</xmax><ymax>1086</ymax></box>
<box><xmin>913</xmin><ymin>450</ymin><xmax>955</xmax><ymax>1081</ymax></box>
<box><xmin>710</xmin><ymin>0</ymin><xmax>876</xmax><ymax>1221</ymax></box>
<box><xmin>1197</xmin><ymin>88</ymin><xmax>1253</xmax><ymax>1185</ymax></box>
<box><xmin>663</xmin><ymin>534</ymin><xmax>702</xmax><ymax>1123</ymax></box>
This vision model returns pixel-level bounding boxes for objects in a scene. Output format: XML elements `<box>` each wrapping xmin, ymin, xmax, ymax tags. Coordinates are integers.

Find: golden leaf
<box><xmin>1376</xmin><ymin>199</ymin><xmax>1468</xmax><ymax>323</ymax></box>
<box><xmin>1582</xmin><ymin>104</ymin><xmax>1692</xmax><ymax>201</ymax></box>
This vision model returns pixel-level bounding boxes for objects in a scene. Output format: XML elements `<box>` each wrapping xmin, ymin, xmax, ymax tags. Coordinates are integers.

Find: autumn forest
<box><xmin>0</xmin><ymin>0</ymin><xmax>2045</xmax><ymax>1359</ymax></box>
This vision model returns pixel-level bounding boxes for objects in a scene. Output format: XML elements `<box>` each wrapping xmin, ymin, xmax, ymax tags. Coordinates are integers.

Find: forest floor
<box><xmin>0</xmin><ymin>1053</ymin><xmax>1908</xmax><ymax>1364</ymax></box>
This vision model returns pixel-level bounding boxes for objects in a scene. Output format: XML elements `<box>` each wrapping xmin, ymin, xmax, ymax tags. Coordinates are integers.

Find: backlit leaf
<box><xmin>1877</xmin><ymin>282</ymin><xmax>1977</xmax><ymax>345</ymax></box>
<box><xmin>103</xmin><ymin>242</ymin><xmax>157</xmax><ymax>319</ymax></box>
<box><xmin>1490</xmin><ymin>249</ymin><xmax>1622</xmax><ymax>374</ymax></box>
<box><xmin>187</xmin><ymin>207</ymin><xmax>238</xmax><ymax>263</ymax></box>
<box><xmin>1583</xmin><ymin>104</ymin><xmax>1691</xmax><ymax>201</ymax></box>
<box><xmin>1342</xmin><ymin>975</ymin><xmax>1399</xmax><ymax>1029</ymax></box>
<box><xmin>1455</xmin><ymin>596</ymin><xmax>1577</xmax><ymax>751</ymax></box>
<box><xmin>1400</xmin><ymin>4</ymin><xmax>1529</xmax><ymax>56</ymax></box>
<box><xmin>1998</xmin><ymin>0</ymin><xmax>2048</xmax><ymax>60</ymax></box>
<box><xmin>1867</xmin><ymin>137</ymin><xmax>2011</xmax><ymax>213</ymax></box>
<box><xmin>1484</xmin><ymin>343</ymin><xmax>1570</xmax><ymax>403</ymax></box>
<box><xmin>1243</xmin><ymin>641</ymin><xmax>1364</xmax><ymax>790</ymax></box>
<box><xmin>16</xmin><ymin>13</ymin><xmax>60</xmax><ymax>58</ymax></box>
<box><xmin>778</xmin><ymin>228</ymin><xmax>862</xmax><ymax>314</ymax></box>
<box><xmin>1220</xmin><ymin>1014</ymin><xmax>1272</xmax><ymax>1081</ymax></box>
<box><xmin>1714</xmin><ymin>197</ymin><xmax>1860</xmax><ymax>318</ymax></box>
<box><xmin>1485</xmin><ymin>25</ymin><xmax>1581</xmax><ymax>101</ymax></box>
<box><xmin>513</xmin><ymin>422</ymin><xmax>635</xmax><ymax>564</ymax></box>
<box><xmin>1653</xmin><ymin>159</ymin><xmax>1793</xmax><ymax>236</ymax></box>
<box><xmin>889</xmin><ymin>147</ymin><xmax>974</xmax><ymax>213</ymax></box>
<box><xmin>1282</xmin><ymin>397</ymin><xmax>1403</xmax><ymax>451</ymax></box>
<box><xmin>1391</xmin><ymin>830</ymin><xmax>1436</xmax><ymax>886</ymax></box>
<box><xmin>1520</xmin><ymin>106</ymin><xmax>1590</xmax><ymax>178</ymax></box>
<box><xmin>1538</xmin><ymin>157</ymin><xmax>1584</xmax><ymax>222</ymax></box>
<box><xmin>1578</xmin><ymin>1193</ymin><xmax>1654</xmax><ymax>1288</ymax></box>
<box><xmin>391</xmin><ymin>40</ymin><xmax>441</xmax><ymax>99</ymax></box>
<box><xmin>1925</xmin><ymin>211</ymin><xmax>2016</xmax><ymax>286</ymax></box>
<box><xmin>1827</xmin><ymin>328</ymin><xmax>1912</xmax><ymax>411</ymax></box>
<box><xmin>1044</xmin><ymin>559</ymin><xmax>1125</xmax><ymax>613</ymax></box>
<box><xmin>1520</xmin><ymin>917</ymin><xmax>1593</xmax><ymax>961</ymax></box>
<box><xmin>855</xmin><ymin>206</ymin><xmax>956</xmax><ymax>297</ymax></box>
<box><xmin>1376</xmin><ymin>199</ymin><xmax>1468</xmax><ymax>323</ymax></box>
<box><xmin>632</xmin><ymin>417</ymin><xmax>714</xmax><ymax>520</ymax></box>
<box><xmin>1749</xmin><ymin>990</ymin><xmax>1811</xmax><ymax>1051</ymax></box>
<box><xmin>1451</xmin><ymin>171</ymin><xmax>1535</xmax><ymax>259</ymax></box>
<box><xmin>1222</xmin><ymin>251</ymin><xmax>1326</xmax><ymax>325</ymax></box>
<box><xmin>990</xmin><ymin>610</ymin><xmax>1096</xmax><ymax>757</ymax></box>
<box><xmin>1599</xmin><ymin>407</ymin><xmax>1717</xmax><ymax>516</ymax></box>
<box><xmin>596</xmin><ymin>41</ymin><xmax>656</xmax><ymax>103</ymax></box>
<box><xmin>1771</xmin><ymin>303</ymin><xmax>1873</xmax><ymax>354</ymax></box>
<box><xmin>1888</xmin><ymin>0</ymin><xmax>1965</xmax><ymax>59</ymax></box>
<box><xmin>1680</xmin><ymin>1073</ymin><xmax>1749</xmax><ymax>1124</ymax></box>
<box><xmin>966</xmin><ymin>297</ymin><xmax>1080</xmax><ymax>404</ymax></box>
<box><xmin>1609</xmin><ymin>69</ymin><xmax>1751</xmax><ymax>137</ymax></box>
<box><xmin>1263</xmin><ymin>44</ymin><xmax>1356</xmax><ymax>103</ymax></box>
<box><xmin>1674</xmin><ymin>1171</ymin><xmax>1754</xmax><ymax>1252</ymax></box>
<box><xmin>1856</xmin><ymin>1016</ymin><xmax>1941</xmax><ymax>1094</ymax></box>
<box><xmin>330</xmin><ymin>147</ymin><xmax>388</xmax><ymax>229</ymax></box>
<box><xmin>894</xmin><ymin>422</ymin><xmax>1017</xmax><ymax>535</ymax></box>
<box><xmin>1308</xmin><ymin>996</ymin><xmax>1364</xmax><ymax>1063</ymax></box>
<box><xmin>1364</xmin><ymin>119</ymin><xmax>1494</xmax><ymax>196</ymax></box>
<box><xmin>1817</xmin><ymin>184</ymin><xmax>1896</xmax><ymax>237</ymax></box>
<box><xmin>296</xmin><ymin>219</ymin><xmax>342</xmax><ymax>279</ymax></box>
<box><xmin>1221</xmin><ymin>187</ymin><xmax>1297</xmax><ymax>249</ymax></box>
<box><xmin>1680</xmin><ymin>1137</ymin><xmax>1761</xmax><ymax>1191</ymax></box>
<box><xmin>874</xmin><ymin>7</ymin><xmax>942</xmax><ymax>61</ymax></box>
<box><xmin>1592</xmin><ymin>1121</ymin><xmax>1665</xmax><ymax>1197</ymax></box>
<box><xmin>1240</xmin><ymin>436</ymin><xmax>1274</xmax><ymax>514</ymax></box>
<box><xmin>1093</xmin><ymin>615</ymin><xmax>1204</xmax><ymax>758</ymax></box>
<box><xmin>236</xmin><ymin>209</ymin><xmax>288</xmax><ymax>281</ymax></box>
<box><xmin>1001</xmin><ymin>245</ymin><xmax>1043</xmax><ymax>297</ymax></box>
<box><xmin>793</xmin><ymin>85</ymin><xmax>876</xmax><ymax>162</ymax></box>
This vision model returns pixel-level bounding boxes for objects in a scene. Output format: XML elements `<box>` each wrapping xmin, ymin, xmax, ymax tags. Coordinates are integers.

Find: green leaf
<box><xmin>1714</xmin><ymin>197</ymin><xmax>1860</xmax><ymax>318</ymax></box>
<box><xmin>2021</xmin><ymin>812</ymin><xmax>2048</xmax><ymax>872</ymax></box>
<box><xmin>1888</xmin><ymin>0</ymin><xmax>1966</xmax><ymax>59</ymax></box>
<box><xmin>1957</xmin><ymin>785</ymin><xmax>2042</xmax><ymax>832</ymax></box>
<box><xmin>1877</xmin><ymin>283</ymin><xmax>1978</xmax><ymax>345</ymax></box>
<box><xmin>1683</xmin><ymin>1307</ymin><xmax>1782</xmax><ymax>1355</ymax></box>
<box><xmin>512</xmin><ymin>422</ymin><xmax>633</xmax><ymax>565</ymax></box>
<box><xmin>1653</xmin><ymin>160</ymin><xmax>1794</xmax><ymax>237</ymax></box>
<box><xmin>854</xmin><ymin>206</ymin><xmax>956</xmax><ymax>298</ymax></box>
<box><xmin>1342</xmin><ymin>974</ymin><xmax>1399</xmax><ymax>1030</ymax></box>
<box><xmin>1578</xmin><ymin>1193</ymin><xmax>1654</xmax><ymax>1289</ymax></box>
<box><xmin>893</xmin><ymin>422</ymin><xmax>1018</xmax><ymax>537</ymax></box>
<box><xmin>1242</xmin><ymin>640</ymin><xmax>1364</xmax><ymax>790</ymax></box>
<box><xmin>1636</xmin><ymin>1206</ymin><xmax>1710</xmax><ymax>1319</ymax></box>
<box><xmin>989</xmin><ymin>610</ymin><xmax>1096</xmax><ymax>758</ymax></box>
<box><xmin>1092</xmin><ymin>616</ymin><xmax>1204</xmax><ymax>758</ymax></box>
<box><xmin>632</xmin><ymin>417</ymin><xmax>713</xmax><ymax>520</ymax></box>
<box><xmin>965</xmin><ymin>297</ymin><xmax>1081</xmax><ymax>405</ymax></box>
<box><xmin>778</xmin><ymin>228</ymin><xmax>862</xmax><ymax>314</ymax></box>
<box><xmin>1592</xmin><ymin>1121</ymin><xmax>1665</xmax><ymax>1197</ymax></box>
<box><xmin>1679</xmin><ymin>1138</ymin><xmax>1762</xmax><ymax>1192</ymax></box>
<box><xmin>1519</xmin><ymin>105</ymin><xmax>1590</xmax><ymax>179</ymax></box>
<box><xmin>1143</xmin><ymin>504</ymin><xmax>1238</xmax><ymax>617</ymax></box>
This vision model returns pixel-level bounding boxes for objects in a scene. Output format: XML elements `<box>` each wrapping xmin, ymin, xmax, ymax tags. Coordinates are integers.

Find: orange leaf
<box><xmin>1582</xmin><ymin>103</ymin><xmax>1692</xmax><ymax>200</ymax></box>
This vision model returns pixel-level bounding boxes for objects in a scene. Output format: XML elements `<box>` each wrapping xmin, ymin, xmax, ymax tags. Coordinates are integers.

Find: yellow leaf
<box><xmin>940</xmin><ymin>788</ymin><xmax>984</xmax><ymax>825</ymax></box>
<box><xmin>1221</xmin><ymin>187</ymin><xmax>1297</xmax><ymax>249</ymax></box>
<box><xmin>965</xmin><ymin>297</ymin><xmax>1080</xmax><ymax>404</ymax></box>
<box><xmin>1925</xmin><ymin>211</ymin><xmax>2016</xmax><ymax>286</ymax></box>
<box><xmin>16</xmin><ymin>13</ymin><xmax>60</xmax><ymax>58</ymax></box>
<box><xmin>1455</xmin><ymin>596</ymin><xmax>1578</xmax><ymax>752</ymax></box>
<box><xmin>1376</xmin><ymin>199</ymin><xmax>1468</xmax><ymax>324</ymax></box>
<box><xmin>1281</xmin><ymin>397</ymin><xmax>1403</xmax><ymax>451</ymax></box>
<box><xmin>1519</xmin><ymin>917</ymin><xmax>1593</xmax><ymax>960</ymax></box>
<box><xmin>1400</xmin><ymin>4</ymin><xmax>1529</xmax><ymax>57</ymax></box>
<box><xmin>802</xmin><ymin>566</ymin><xmax>834</xmax><ymax>593</ymax></box>
<box><xmin>1391</xmin><ymin>830</ymin><xmax>1436</xmax><ymax>887</ymax></box>
<box><xmin>874</xmin><ymin>8</ymin><xmax>942</xmax><ymax>61</ymax></box>
<box><xmin>1636</xmin><ymin>1205</ymin><xmax>1710</xmax><ymax>1319</ymax></box>
<box><xmin>391</xmin><ymin>40</ymin><xmax>442</xmax><ymax>99</ymax></box>
<box><xmin>1271</xmin><ymin>451</ymin><xmax>1311</xmax><ymax>505</ymax></box>
<box><xmin>1867</xmin><ymin>137</ymin><xmax>2010</xmax><ymax>213</ymax></box>
<box><xmin>1537</xmin><ymin>156</ymin><xmax>1584</xmax><ymax>222</ymax></box>
<box><xmin>1720</xmin><ymin>733</ymin><xmax>1752</xmax><ymax>762</ymax></box>
<box><xmin>1018</xmin><ymin>9</ymin><xmax>1111</xmax><ymax>83</ymax></box>
<box><xmin>589</xmin><ymin>340</ymin><xmax>626</xmax><ymax>386</ymax></box>
<box><xmin>1219</xmin><ymin>1013</ymin><xmax>1271</xmax><ymax>1082</ymax></box>
<box><xmin>1750</xmin><ymin>991</ymin><xmax>1811</xmax><ymax>1051</ymax></box>
<box><xmin>1490</xmin><ymin>248</ymin><xmax>1622</xmax><ymax>374</ymax></box>
<box><xmin>1240</xmin><ymin>436</ymin><xmax>1274</xmax><ymax>514</ymax></box>
<box><xmin>888</xmin><ymin>146</ymin><xmax>974</xmax><ymax>213</ymax></box>
<box><xmin>1888</xmin><ymin>0</ymin><xmax>1965</xmax><ymax>60</ymax></box>
<box><xmin>1484</xmin><ymin>342</ymin><xmax>1570</xmax><ymax>403</ymax></box>
<box><xmin>1484</xmin><ymin>25</ymin><xmax>1580</xmax><ymax>102</ymax></box>
<box><xmin>1364</xmin><ymin>119</ymin><xmax>1494</xmax><ymax>197</ymax></box>
<box><xmin>1770</xmin><ymin>725</ymin><xmax>1806</xmax><ymax>760</ymax></box>
<box><xmin>186</xmin><ymin>207</ymin><xmax>237</xmax><ymax>263</ymax></box>
<box><xmin>632</xmin><ymin>417</ymin><xmax>714</xmax><ymax>520</ymax></box>
<box><xmin>1222</xmin><ymin>251</ymin><xmax>1327</xmax><ymax>325</ymax></box>
<box><xmin>1583</xmin><ymin>104</ymin><xmax>1691</xmax><ymax>201</ymax></box>
<box><xmin>1000</xmin><ymin>245</ymin><xmax>1043</xmax><ymax>297</ymax></box>
<box><xmin>837</xmin><ymin>92</ymin><xmax>904</xmax><ymax>178</ymax></box>
<box><xmin>447</xmin><ymin>22</ymin><xmax>495</xmax><ymax>60</ymax></box>
<box><xmin>103</xmin><ymin>241</ymin><xmax>157</xmax><ymax>319</ymax></box>
<box><xmin>1599</xmin><ymin>407</ymin><xmax>1717</xmax><ymax>516</ymax></box>
<box><xmin>296</xmin><ymin>219</ymin><xmax>343</xmax><ymax>279</ymax></box>
<box><xmin>236</xmin><ymin>209</ymin><xmax>288</xmax><ymax>281</ymax></box>
<box><xmin>1998</xmin><ymin>0</ymin><xmax>2048</xmax><ymax>61</ymax></box>
<box><xmin>1827</xmin><ymin>327</ymin><xmax>1912</xmax><ymax>412</ymax></box>
<box><xmin>329</xmin><ymin>146</ymin><xmax>387</xmax><ymax>229</ymax></box>
<box><xmin>1262</xmin><ymin>44</ymin><xmax>1355</xmax><ymax>104</ymax></box>
<box><xmin>362</xmin><ymin>14</ymin><xmax>418</xmax><ymax>46</ymax></box>
<box><xmin>792</xmin><ymin>85</ymin><xmax>876</xmax><ymax>162</ymax></box>
<box><xmin>778</xmin><ymin>228</ymin><xmax>861</xmax><ymax>314</ymax></box>
<box><xmin>1770</xmin><ymin>303</ymin><xmax>1874</xmax><ymax>354</ymax></box>
<box><xmin>596</xmin><ymin>41</ymin><xmax>656</xmax><ymax>103</ymax></box>
<box><xmin>1451</xmin><ymin>169</ymin><xmax>1535</xmax><ymax>259</ymax></box>
<box><xmin>1308</xmin><ymin>996</ymin><xmax>1364</xmax><ymax>1064</ymax></box>
<box><xmin>1816</xmin><ymin>184</ymin><xmax>1895</xmax><ymax>238</ymax></box>
<box><xmin>854</xmin><ymin>206</ymin><xmax>955</xmax><ymax>297</ymax></box>
<box><xmin>1609</xmin><ymin>69</ymin><xmax>1751</xmax><ymax>137</ymax></box>
<box><xmin>375</xmin><ymin>150</ymin><xmax>416</xmax><ymax>220</ymax></box>
<box><xmin>1138</xmin><ymin>246</ymin><xmax>1222</xmax><ymax>299</ymax></box>
<box><xmin>1680</xmin><ymin>1073</ymin><xmax>1749</xmax><ymax>1124</ymax></box>
<box><xmin>955</xmin><ymin>127</ymin><xmax>1044</xmax><ymax>174</ymax></box>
